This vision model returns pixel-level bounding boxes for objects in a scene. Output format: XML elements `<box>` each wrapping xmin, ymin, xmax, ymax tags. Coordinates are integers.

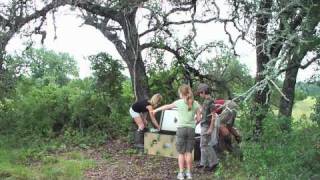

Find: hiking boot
<box><xmin>134</xmin><ymin>130</ymin><xmax>144</xmax><ymax>148</ymax></box>
<box><xmin>185</xmin><ymin>172</ymin><xmax>192</xmax><ymax>179</ymax></box>
<box><xmin>195</xmin><ymin>164</ymin><xmax>204</xmax><ymax>169</ymax></box>
<box><xmin>177</xmin><ymin>172</ymin><xmax>184</xmax><ymax>180</ymax></box>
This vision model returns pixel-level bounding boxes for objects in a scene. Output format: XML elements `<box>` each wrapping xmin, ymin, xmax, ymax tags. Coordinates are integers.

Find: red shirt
<box><xmin>214</xmin><ymin>99</ymin><xmax>225</xmax><ymax>114</ymax></box>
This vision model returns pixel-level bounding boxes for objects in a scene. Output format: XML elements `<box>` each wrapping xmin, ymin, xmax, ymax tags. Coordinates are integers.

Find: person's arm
<box><xmin>146</xmin><ymin>105</ymin><xmax>160</xmax><ymax>130</ymax></box>
<box><xmin>153</xmin><ymin>103</ymin><xmax>176</xmax><ymax>114</ymax></box>
<box><xmin>195</xmin><ymin>106</ymin><xmax>202</xmax><ymax>124</ymax></box>
<box><xmin>206</xmin><ymin>112</ymin><xmax>216</xmax><ymax>135</ymax></box>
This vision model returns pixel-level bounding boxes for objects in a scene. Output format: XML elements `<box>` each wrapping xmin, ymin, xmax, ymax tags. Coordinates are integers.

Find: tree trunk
<box><xmin>127</xmin><ymin>55</ymin><xmax>149</xmax><ymax>101</ymax></box>
<box><xmin>120</xmin><ymin>10</ymin><xmax>149</xmax><ymax>101</ymax></box>
<box><xmin>278</xmin><ymin>59</ymin><xmax>299</xmax><ymax>130</ymax></box>
<box><xmin>253</xmin><ymin>0</ymin><xmax>272</xmax><ymax>139</ymax></box>
<box><xmin>90</xmin><ymin>8</ymin><xmax>150</xmax><ymax>101</ymax></box>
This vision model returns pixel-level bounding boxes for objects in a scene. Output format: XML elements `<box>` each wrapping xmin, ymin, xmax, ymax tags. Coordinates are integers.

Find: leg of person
<box><xmin>176</xmin><ymin>128</ymin><xmax>187</xmax><ymax>179</ymax></box>
<box><xmin>218</xmin><ymin>124</ymin><xmax>233</xmax><ymax>152</ymax></box>
<box><xmin>185</xmin><ymin>152</ymin><xmax>193</xmax><ymax>179</ymax></box>
<box><xmin>133</xmin><ymin>117</ymin><xmax>145</xmax><ymax>148</ymax></box>
<box><xmin>206</xmin><ymin>144</ymin><xmax>219</xmax><ymax>172</ymax></box>
<box><xmin>130</xmin><ymin>108</ymin><xmax>145</xmax><ymax>148</ymax></box>
<box><xmin>141</xmin><ymin>112</ymin><xmax>148</xmax><ymax>128</ymax></box>
<box><xmin>226</xmin><ymin>111</ymin><xmax>241</xmax><ymax>143</ymax></box>
<box><xmin>199</xmin><ymin>126</ymin><xmax>209</xmax><ymax>168</ymax></box>
<box><xmin>228</xmin><ymin>126</ymin><xmax>241</xmax><ymax>143</ymax></box>
<box><xmin>134</xmin><ymin>116</ymin><xmax>145</xmax><ymax>148</ymax></box>
<box><xmin>177</xmin><ymin>154</ymin><xmax>185</xmax><ymax>180</ymax></box>
<box><xmin>185</xmin><ymin>127</ymin><xmax>195</xmax><ymax>180</ymax></box>
<box><xmin>201</xmin><ymin>126</ymin><xmax>219</xmax><ymax>172</ymax></box>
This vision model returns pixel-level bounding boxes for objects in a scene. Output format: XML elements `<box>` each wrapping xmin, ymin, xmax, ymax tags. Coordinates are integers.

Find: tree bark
<box><xmin>279</xmin><ymin>59</ymin><xmax>299</xmax><ymax>118</ymax></box>
<box><xmin>253</xmin><ymin>0</ymin><xmax>272</xmax><ymax>139</ymax></box>
<box><xmin>120</xmin><ymin>10</ymin><xmax>149</xmax><ymax>100</ymax></box>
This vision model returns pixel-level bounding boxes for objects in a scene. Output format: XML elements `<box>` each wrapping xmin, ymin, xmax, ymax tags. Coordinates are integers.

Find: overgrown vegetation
<box><xmin>0</xmin><ymin>48</ymin><xmax>318</xmax><ymax>179</ymax></box>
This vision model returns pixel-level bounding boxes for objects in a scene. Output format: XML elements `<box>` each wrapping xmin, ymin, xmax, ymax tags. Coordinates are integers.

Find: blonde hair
<box><xmin>179</xmin><ymin>84</ymin><xmax>194</xmax><ymax>111</ymax></box>
<box><xmin>149</xmin><ymin>93</ymin><xmax>162</xmax><ymax>107</ymax></box>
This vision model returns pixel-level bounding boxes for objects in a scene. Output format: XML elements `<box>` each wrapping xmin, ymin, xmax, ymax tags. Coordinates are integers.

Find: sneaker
<box><xmin>185</xmin><ymin>172</ymin><xmax>192</xmax><ymax>179</ymax></box>
<box><xmin>177</xmin><ymin>172</ymin><xmax>184</xmax><ymax>180</ymax></box>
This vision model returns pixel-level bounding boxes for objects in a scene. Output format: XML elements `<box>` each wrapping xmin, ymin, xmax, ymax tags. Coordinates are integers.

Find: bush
<box><xmin>240</xmin><ymin>114</ymin><xmax>320</xmax><ymax>179</ymax></box>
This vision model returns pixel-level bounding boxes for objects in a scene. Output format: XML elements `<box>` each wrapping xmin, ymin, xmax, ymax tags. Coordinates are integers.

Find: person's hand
<box><xmin>151</xmin><ymin>110</ymin><xmax>157</xmax><ymax>116</ymax></box>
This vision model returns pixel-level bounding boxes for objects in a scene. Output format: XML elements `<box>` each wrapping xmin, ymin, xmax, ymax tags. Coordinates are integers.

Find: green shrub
<box><xmin>241</xmin><ymin>114</ymin><xmax>320</xmax><ymax>179</ymax></box>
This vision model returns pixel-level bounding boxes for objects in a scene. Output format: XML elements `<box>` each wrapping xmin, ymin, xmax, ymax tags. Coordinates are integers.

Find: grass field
<box><xmin>0</xmin><ymin>146</ymin><xmax>95</xmax><ymax>180</ymax></box>
<box><xmin>292</xmin><ymin>96</ymin><xmax>316</xmax><ymax>120</ymax></box>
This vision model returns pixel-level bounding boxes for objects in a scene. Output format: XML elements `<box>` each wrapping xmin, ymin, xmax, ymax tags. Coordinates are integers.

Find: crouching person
<box><xmin>129</xmin><ymin>94</ymin><xmax>162</xmax><ymax>149</ymax></box>
<box><xmin>218</xmin><ymin>99</ymin><xmax>241</xmax><ymax>152</ymax></box>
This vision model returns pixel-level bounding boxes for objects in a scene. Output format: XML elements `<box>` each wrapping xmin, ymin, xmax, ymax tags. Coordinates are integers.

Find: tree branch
<box><xmin>278</xmin><ymin>53</ymin><xmax>320</xmax><ymax>73</ymax></box>
<box><xmin>141</xmin><ymin>42</ymin><xmax>223</xmax><ymax>84</ymax></box>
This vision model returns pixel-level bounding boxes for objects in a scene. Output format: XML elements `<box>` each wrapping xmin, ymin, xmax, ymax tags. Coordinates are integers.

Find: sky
<box><xmin>6</xmin><ymin>4</ymin><xmax>315</xmax><ymax>81</ymax></box>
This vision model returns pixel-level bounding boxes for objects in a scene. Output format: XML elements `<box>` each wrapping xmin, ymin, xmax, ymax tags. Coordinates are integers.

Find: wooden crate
<box><xmin>144</xmin><ymin>132</ymin><xmax>178</xmax><ymax>158</ymax></box>
<box><xmin>144</xmin><ymin>132</ymin><xmax>199</xmax><ymax>160</ymax></box>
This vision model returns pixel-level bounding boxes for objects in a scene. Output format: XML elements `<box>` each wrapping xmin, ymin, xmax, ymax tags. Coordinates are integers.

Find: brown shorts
<box><xmin>176</xmin><ymin>127</ymin><xmax>195</xmax><ymax>154</ymax></box>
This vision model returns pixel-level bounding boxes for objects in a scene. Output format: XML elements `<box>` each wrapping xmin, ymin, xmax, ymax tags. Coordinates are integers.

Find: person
<box><xmin>216</xmin><ymin>99</ymin><xmax>241</xmax><ymax>147</ymax></box>
<box><xmin>153</xmin><ymin>84</ymin><xmax>200</xmax><ymax>180</ymax></box>
<box><xmin>129</xmin><ymin>93</ymin><xmax>162</xmax><ymax>148</ymax></box>
<box><xmin>195</xmin><ymin>83</ymin><xmax>219</xmax><ymax>172</ymax></box>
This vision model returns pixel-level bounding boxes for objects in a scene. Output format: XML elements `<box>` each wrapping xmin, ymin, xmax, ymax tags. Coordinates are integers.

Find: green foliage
<box><xmin>197</xmin><ymin>51</ymin><xmax>254</xmax><ymax>99</ymax></box>
<box><xmin>310</xmin><ymin>96</ymin><xmax>320</xmax><ymax>126</ymax></box>
<box><xmin>89</xmin><ymin>52</ymin><xmax>125</xmax><ymax>98</ymax></box>
<box><xmin>0</xmin><ymin>50</ymin><xmax>133</xmax><ymax>145</ymax></box>
<box><xmin>24</xmin><ymin>48</ymin><xmax>79</xmax><ymax>86</ymax></box>
<box><xmin>0</xmin><ymin>55</ymin><xmax>26</xmax><ymax>99</ymax></box>
<box><xmin>234</xmin><ymin>102</ymin><xmax>320</xmax><ymax>179</ymax></box>
<box><xmin>148</xmin><ymin>67</ymin><xmax>183</xmax><ymax>103</ymax></box>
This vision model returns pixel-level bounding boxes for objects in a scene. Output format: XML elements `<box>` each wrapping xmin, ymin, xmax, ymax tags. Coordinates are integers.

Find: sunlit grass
<box><xmin>0</xmin><ymin>147</ymin><xmax>95</xmax><ymax>180</ymax></box>
<box><xmin>292</xmin><ymin>96</ymin><xmax>316</xmax><ymax>122</ymax></box>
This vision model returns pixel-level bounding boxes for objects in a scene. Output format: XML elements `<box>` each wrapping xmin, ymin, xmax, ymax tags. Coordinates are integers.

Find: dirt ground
<box><xmin>84</xmin><ymin>139</ymin><xmax>216</xmax><ymax>180</ymax></box>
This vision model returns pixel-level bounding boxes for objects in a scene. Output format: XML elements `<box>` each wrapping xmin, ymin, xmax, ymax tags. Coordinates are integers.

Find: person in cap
<box><xmin>195</xmin><ymin>83</ymin><xmax>219</xmax><ymax>172</ymax></box>
<box><xmin>129</xmin><ymin>93</ymin><xmax>162</xmax><ymax>148</ymax></box>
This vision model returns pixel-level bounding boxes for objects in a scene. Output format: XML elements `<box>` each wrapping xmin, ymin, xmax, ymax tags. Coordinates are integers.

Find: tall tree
<box><xmin>0</xmin><ymin>0</ymin><xmax>70</xmax><ymax>94</ymax></box>
<box><xmin>277</xmin><ymin>1</ymin><xmax>320</xmax><ymax>120</ymax></box>
<box><xmin>71</xmin><ymin>0</ymin><xmax>221</xmax><ymax>100</ymax></box>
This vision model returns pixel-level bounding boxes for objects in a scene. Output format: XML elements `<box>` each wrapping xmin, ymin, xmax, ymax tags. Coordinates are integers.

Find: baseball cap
<box><xmin>196</xmin><ymin>83</ymin><xmax>209</xmax><ymax>94</ymax></box>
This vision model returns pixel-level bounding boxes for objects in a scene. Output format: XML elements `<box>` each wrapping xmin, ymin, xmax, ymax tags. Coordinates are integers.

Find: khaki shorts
<box><xmin>176</xmin><ymin>127</ymin><xmax>195</xmax><ymax>154</ymax></box>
